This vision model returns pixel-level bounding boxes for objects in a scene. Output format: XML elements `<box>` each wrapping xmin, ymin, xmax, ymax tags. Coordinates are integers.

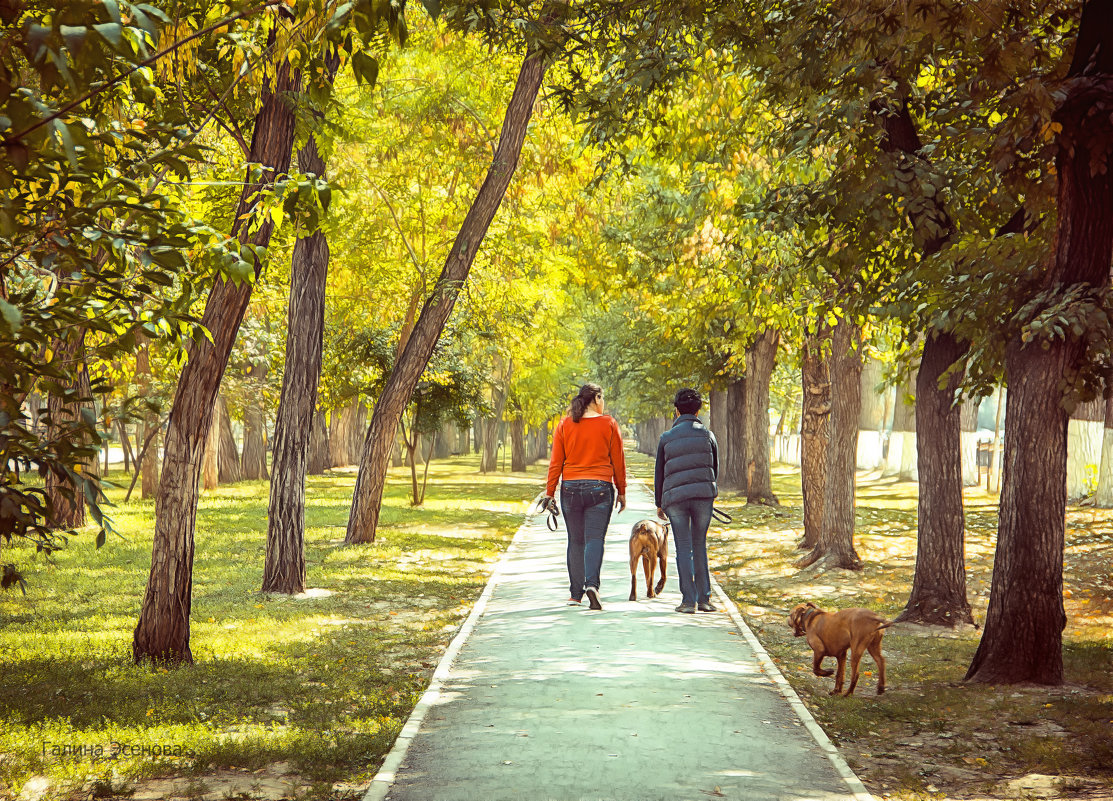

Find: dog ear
<box><xmin>806</xmin><ymin>602</ymin><xmax>817</xmax><ymax>609</ymax></box>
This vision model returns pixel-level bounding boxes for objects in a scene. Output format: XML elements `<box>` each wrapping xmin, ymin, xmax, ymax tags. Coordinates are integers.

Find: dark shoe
<box><xmin>585</xmin><ymin>587</ymin><xmax>603</xmax><ymax>610</ymax></box>
<box><xmin>675</xmin><ymin>604</ymin><xmax>696</xmax><ymax>614</ymax></box>
<box><xmin>697</xmin><ymin>602</ymin><xmax>718</xmax><ymax>612</ymax></box>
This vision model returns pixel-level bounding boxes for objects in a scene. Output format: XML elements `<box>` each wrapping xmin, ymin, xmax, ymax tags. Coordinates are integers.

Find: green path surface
<box><xmin>366</xmin><ymin>481</ymin><xmax>874</xmax><ymax>801</ymax></box>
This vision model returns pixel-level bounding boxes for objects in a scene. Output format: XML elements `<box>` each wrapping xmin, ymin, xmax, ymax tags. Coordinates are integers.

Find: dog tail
<box><xmin>876</xmin><ymin>620</ymin><xmax>896</xmax><ymax>631</ymax></box>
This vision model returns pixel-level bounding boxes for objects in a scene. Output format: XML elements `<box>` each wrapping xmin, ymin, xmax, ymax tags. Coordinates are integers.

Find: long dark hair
<box><xmin>569</xmin><ymin>383</ymin><xmax>603</xmax><ymax>423</ymax></box>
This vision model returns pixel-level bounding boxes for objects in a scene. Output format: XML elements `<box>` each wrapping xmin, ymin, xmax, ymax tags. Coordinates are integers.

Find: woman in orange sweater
<box><xmin>542</xmin><ymin>383</ymin><xmax>627</xmax><ymax>610</ymax></box>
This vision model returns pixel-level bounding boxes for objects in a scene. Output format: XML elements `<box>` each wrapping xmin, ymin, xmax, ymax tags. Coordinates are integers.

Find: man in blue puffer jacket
<box><xmin>654</xmin><ymin>388</ymin><xmax>719</xmax><ymax>614</ymax></box>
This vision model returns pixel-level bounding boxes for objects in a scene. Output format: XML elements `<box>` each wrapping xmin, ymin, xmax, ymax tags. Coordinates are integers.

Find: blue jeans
<box><xmin>560</xmin><ymin>479</ymin><xmax>614</xmax><ymax>597</ymax></box>
<box><xmin>664</xmin><ymin>498</ymin><xmax>713</xmax><ymax>606</ymax></box>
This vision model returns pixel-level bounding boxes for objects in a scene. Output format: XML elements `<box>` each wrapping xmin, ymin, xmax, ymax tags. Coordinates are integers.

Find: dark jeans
<box><xmin>560</xmin><ymin>479</ymin><xmax>614</xmax><ymax>597</ymax></box>
<box><xmin>664</xmin><ymin>498</ymin><xmax>713</xmax><ymax>606</ymax></box>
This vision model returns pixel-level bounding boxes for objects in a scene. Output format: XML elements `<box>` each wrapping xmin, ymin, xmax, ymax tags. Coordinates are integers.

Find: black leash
<box><xmin>711</xmin><ymin>507</ymin><xmax>733</xmax><ymax>524</ymax></box>
<box><xmin>531</xmin><ymin>493</ymin><xmax>561</xmax><ymax>531</ymax></box>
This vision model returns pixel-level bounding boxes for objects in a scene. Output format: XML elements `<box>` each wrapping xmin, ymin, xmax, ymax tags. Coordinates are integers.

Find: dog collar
<box><xmin>800</xmin><ymin>607</ymin><xmax>820</xmax><ymax>628</ymax></box>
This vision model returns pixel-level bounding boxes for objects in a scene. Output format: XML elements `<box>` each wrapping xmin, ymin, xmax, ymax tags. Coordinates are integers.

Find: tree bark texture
<box><xmin>241</xmin><ymin>382</ymin><xmax>269</xmax><ymax>481</ymax></box>
<box><xmin>307</xmin><ymin>408</ymin><xmax>330</xmax><ymax>475</ymax></box>
<box><xmin>799</xmin><ymin>327</ymin><xmax>830</xmax><ymax>551</ymax></box>
<box><xmin>263</xmin><ymin>130</ymin><xmax>332</xmax><ymax>595</ymax></box>
<box><xmin>345</xmin><ymin>45</ymin><xmax>551</xmax><ymax>543</ymax></box>
<box><xmin>217</xmin><ymin>395</ymin><xmax>241</xmax><ymax>484</ymax></box>
<box><xmin>708</xmin><ymin>389</ymin><xmax>728</xmax><ymax>476</ymax></box>
<box><xmin>723</xmin><ymin>377</ymin><xmax>747</xmax><ymax>491</ymax></box>
<box><xmin>133</xmin><ymin>57</ymin><xmax>300</xmax><ymax>665</ymax></box>
<box><xmin>899</xmin><ymin>331</ymin><xmax>974</xmax><ymax>625</ymax></box>
<box><xmin>745</xmin><ymin>328</ymin><xmax>780</xmax><ymax>505</ymax></box>
<box><xmin>511</xmin><ymin>418</ymin><xmax>526</xmax><ymax>471</ymax></box>
<box><xmin>800</xmin><ymin>319</ymin><xmax>862</xmax><ymax>569</ymax></box>
<box><xmin>328</xmin><ymin>401</ymin><xmax>357</xmax><ymax>467</ymax></box>
<box><xmin>44</xmin><ymin>332</ymin><xmax>92</xmax><ymax>528</ymax></box>
<box><xmin>967</xmin><ymin>9</ymin><xmax>1113</xmax><ymax>683</ymax></box>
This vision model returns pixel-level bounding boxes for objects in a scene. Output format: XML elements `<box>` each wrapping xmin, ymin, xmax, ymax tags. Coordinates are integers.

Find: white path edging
<box><xmin>361</xmin><ymin>516</ymin><xmax>532</xmax><ymax>801</ymax></box>
<box><xmin>711</xmin><ymin>577</ymin><xmax>877</xmax><ymax>801</ymax></box>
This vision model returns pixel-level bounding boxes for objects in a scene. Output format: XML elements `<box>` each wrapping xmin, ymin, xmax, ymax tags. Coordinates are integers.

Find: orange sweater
<box><xmin>546</xmin><ymin>415</ymin><xmax>627</xmax><ymax>496</ymax></box>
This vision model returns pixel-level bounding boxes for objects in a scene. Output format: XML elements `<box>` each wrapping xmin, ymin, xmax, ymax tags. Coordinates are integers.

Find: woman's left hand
<box><xmin>615</xmin><ymin>494</ymin><xmax>626</xmax><ymax>513</ymax></box>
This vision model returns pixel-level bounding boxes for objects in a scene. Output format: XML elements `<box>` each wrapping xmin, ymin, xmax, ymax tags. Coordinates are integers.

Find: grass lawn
<box><xmin>700</xmin><ymin>460</ymin><xmax>1113</xmax><ymax>801</ymax></box>
<box><xmin>1</xmin><ymin>455</ymin><xmax>545</xmax><ymax>801</ymax></box>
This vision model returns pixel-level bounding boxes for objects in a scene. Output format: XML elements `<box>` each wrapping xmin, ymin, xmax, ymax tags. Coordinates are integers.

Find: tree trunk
<box><xmin>434</xmin><ymin>421</ymin><xmax>453</xmax><ymax>459</ymax></box>
<box><xmin>473</xmin><ymin>412</ymin><xmax>484</xmax><ymax>455</ymax></box>
<box><xmin>307</xmin><ymin>408</ymin><xmax>330</xmax><ymax>475</ymax></box>
<box><xmin>346</xmin><ymin>43</ymin><xmax>551</xmax><ymax>543</ymax></box>
<box><xmin>723</xmin><ymin>377</ymin><xmax>747</xmax><ymax>491</ymax></box>
<box><xmin>745</xmin><ymin>328</ymin><xmax>780</xmax><ymax>505</ymax></box>
<box><xmin>960</xmin><ymin>397</ymin><xmax>980</xmax><ymax>487</ymax></box>
<box><xmin>117</xmin><ymin>418</ymin><xmax>134</xmax><ymax>475</ymax></box>
<box><xmin>537</xmin><ymin>421</ymin><xmax>548</xmax><ymax>460</ymax></box>
<box><xmin>967</xmin><ymin>8</ymin><xmax>1113</xmax><ymax>684</ymax></box>
<box><xmin>217</xmin><ymin>395</ymin><xmax>242</xmax><ymax>484</ymax></box>
<box><xmin>709</xmin><ymin>388</ymin><xmax>729</xmax><ymax>477</ymax></box>
<box><xmin>263</xmin><ymin>125</ymin><xmax>333</xmax><ymax>595</ymax></box>
<box><xmin>328</xmin><ymin>404</ymin><xmax>351</xmax><ymax>467</ymax></box>
<box><xmin>898</xmin><ymin>331</ymin><xmax>974</xmax><ymax>625</ymax></box>
<box><xmin>349</xmin><ymin>401</ymin><xmax>366</xmax><ymax>464</ymax></box>
<box><xmin>480</xmin><ymin>416</ymin><xmax>500</xmax><ymax>472</ymax></box>
<box><xmin>799</xmin><ymin>326</ymin><xmax>830</xmax><ymax>551</ymax></box>
<box><xmin>133</xmin><ymin>56</ymin><xmax>300</xmax><ymax>665</ymax></box>
<box><xmin>800</xmin><ymin>318</ymin><xmax>862</xmax><ymax>569</ymax></box>
<box><xmin>511</xmin><ymin>418</ymin><xmax>526</xmax><ymax>471</ymax></box>
<box><xmin>44</xmin><ymin>332</ymin><xmax>92</xmax><ymax>528</ymax></box>
<box><xmin>241</xmin><ymin>369</ymin><xmax>270</xmax><ymax>481</ymax></box>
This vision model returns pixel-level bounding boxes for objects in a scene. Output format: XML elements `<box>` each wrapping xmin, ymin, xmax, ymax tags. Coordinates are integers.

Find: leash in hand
<box><xmin>530</xmin><ymin>493</ymin><xmax>561</xmax><ymax>531</ymax></box>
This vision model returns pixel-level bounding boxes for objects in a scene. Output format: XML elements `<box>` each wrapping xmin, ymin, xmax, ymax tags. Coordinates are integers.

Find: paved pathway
<box><xmin>365</xmin><ymin>481</ymin><xmax>873</xmax><ymax>801</ymax></box>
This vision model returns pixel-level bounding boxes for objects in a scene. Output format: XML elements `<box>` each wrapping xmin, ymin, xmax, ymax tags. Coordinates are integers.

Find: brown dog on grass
<box><xmin>628</xmin><ymin>519</ymin><xmax>669</xmax><ymax>601</ymax></box>
<box><xmin>788</xmin><ymin>602</ymin><xmax>893</xmax><ymax>696</ymax></box>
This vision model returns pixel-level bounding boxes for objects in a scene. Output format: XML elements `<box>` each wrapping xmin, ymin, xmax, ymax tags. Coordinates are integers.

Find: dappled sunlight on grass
<box><xmin>0</xmin><ymin>453</ymin><xmax>547</xmax><ymax>800</ymax></box>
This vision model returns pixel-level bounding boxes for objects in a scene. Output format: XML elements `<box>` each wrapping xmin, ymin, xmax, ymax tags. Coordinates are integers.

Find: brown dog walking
<box><xmin>628</xmin><ymin>519</ymin><xmax>669</xmax><ymax>601</ymax></box>
<box><xmin>789</xmin><ymin>602</ymin><xmax>893</xmax><ymax>696</ymax></box>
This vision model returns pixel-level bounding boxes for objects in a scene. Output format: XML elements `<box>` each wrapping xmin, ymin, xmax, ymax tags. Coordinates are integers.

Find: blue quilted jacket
<box><xmin>654</xmin><ymin>414</ymin><xmax>719</xmax><ymax>508</ymax></box>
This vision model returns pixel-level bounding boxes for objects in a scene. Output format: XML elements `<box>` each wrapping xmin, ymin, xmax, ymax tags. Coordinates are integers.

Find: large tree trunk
<box><xmin>328</xmin><ymin>402</ymin><xmax>355</xmax><ymax>467</ymax></box>
<box><xmin>708</xmin><ymin>388</ymin><xmax>728</xmax><ymax>476</ymax></box>
<box><xmin>510</xmin><ymin>418</ymin><xmax>526</xmax><ymax>471</ymax></box>
<box><xmin>241</xmin><ymin>370</ymin><xmax>270</xmax><ymax>481</ymax></box>
<box><xmin>346</xmin><ymin>43</ymin><xmax>551</xmax><ymax>543</ymax></box>
<box><xmin>217</xmin><ymin>395</ymin><xmax>242</xmax><ymax>484</ymax></box>
<box><xmin>745</xmin><ymin>328</ymin><xmax>780</xmax><ymax>505</ymax></box>
<box><xmin>136</xmin><ymin>340</ymin><xmax>160</xmax><ymax>500</ymax></box>
<box><xmin>800</xmin><ymin>318</ymin><xmax>862</xmax><ymax>570</ymax></box>
<box><xmin>349</xmin><ymin>401</ymin><xmax>366</xmax><ymax>464</ymax></box>
<box><xmin>723</xmin><ymin>377</ymin><xmax>747</xmax><ymax>491</ymax></box>
<box><xmin>133</xmin><ymin>56</ymin><xmax>300</xmax><ymax>665</ymax></box>
<box><xmin>798</xmin><ymin>325</ymin><xmax>830</xmax><ymax>551</ymax></box>
<box><xmin>898</xmin><ymin>331</ymin><xmax>974</xmax><ymax>625</ymax></box>
<box><xmin>307</xmin><ymin>408</ymin><xmax>330</xmax><ymax>475</ymax></box>
<box><xmin>967</xmin><ymin>8</ymin><xmax>1113</xmax><ymax>684</ymax></box>
<box><xmin>263</xmin><ymin>126</ymin><xmax>333</xmax><ymax>595</ymax></box>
